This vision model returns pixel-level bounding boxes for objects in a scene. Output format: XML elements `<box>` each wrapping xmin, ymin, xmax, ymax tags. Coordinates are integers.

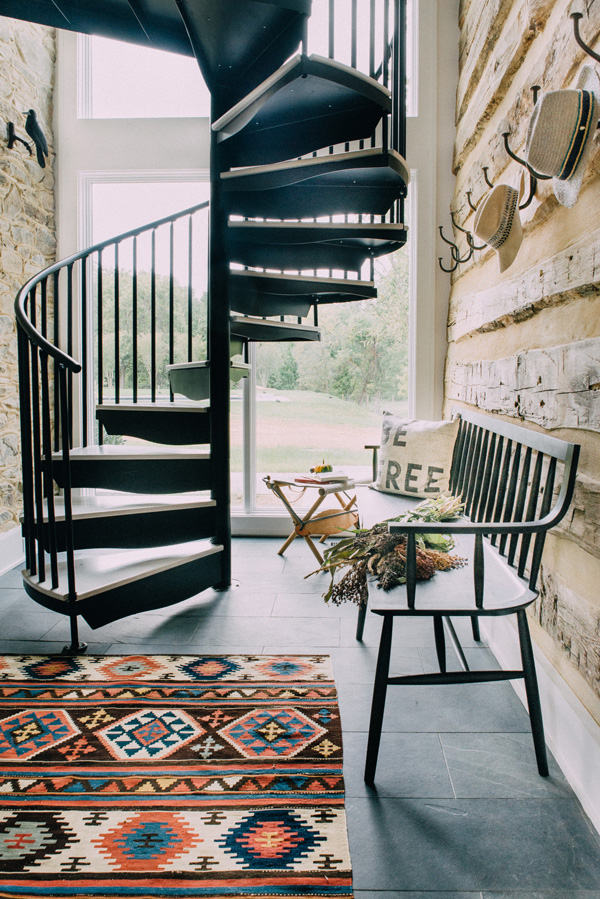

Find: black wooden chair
<box><xmin>363</xmin><ymin>408</ymin><xmax>580</xmax><ymax>782</ymax></box>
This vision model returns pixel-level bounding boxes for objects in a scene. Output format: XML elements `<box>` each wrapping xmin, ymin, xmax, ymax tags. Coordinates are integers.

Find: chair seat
<box><xmin>367</xmin><ymin>532</ymin><xmax>537</xmax><ymax>616</ymax></box>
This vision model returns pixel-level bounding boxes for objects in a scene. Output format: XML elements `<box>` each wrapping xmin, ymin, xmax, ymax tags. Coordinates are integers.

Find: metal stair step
<box><xmin>167</xmin><ymin>360</ymin><xmax>251</xmax><ymax>401</ymax></box>
<box><xmin>213</xmin><ymin>53</ymin><xmax>391</xmax><ymax>166</ymax></box>
<box><xmin>230</xmin><ymin>269</ymin><xmax>376</xmax><ymax>316</ymax></box>
<box><xmin>222</xmin><ymin>148</ymin><xmax>410</xmax><ymax>218</ymax></box>
<box><xmin>97</xmin><ymin>402</ymin><xmax>210</xmax><ymax>445</ymax></box>
<box><xmin>228</xmin><ymin>221</ymin><xmax>408</xmax><ymax>271</ymax></box>
<box><xmin>51</xmin><ymin>445</ymin><xmax>212</xmax><ymax>493</ymax></box>
<box><xmin>230</xmin><ymin>315</ymin><xmax>320</xmax><ymax>342</ymax></box>
<box><xmin>23</xmin><ymin>539</ymin><xmax>224</xmax><ymax>628</ymax></box>
<box><xmin>30</xmin><ymin>494</ymin><xmax>217</xmax><ymax>552</ymax></box>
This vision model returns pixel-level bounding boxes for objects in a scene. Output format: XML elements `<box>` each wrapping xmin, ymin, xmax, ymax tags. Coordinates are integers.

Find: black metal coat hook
<box><xmin>500</xmin><ymin>123</ymin><xmax>552</xmax><ymax>181</ymax></box>
<box><xmin>519</xmin><ymin>169</ymin><xmax>538</xmax><ymax>210</ymax></box>
<box><xmin>466</xmin><ymin>190</ymin><xmax>477</xmax><ymax>212</ymax></box>
<box><xmin>467</xmin><ymin>231</ymin><xmax>486</xmax><ymax>252</ymax></box>
<box><xmin>482</xmin><ymin>167</ymin><xmax>494</xmax><ymax>188</ymax></box>
<box><xmin>438</xmin><ymin>254</ymin><xmax>459</xmax><ymax>273</ymax></box>
<box><xmin>571</xmin><ymin>10</ymin><xmax>600</xmax><ymax>64</ymax></box>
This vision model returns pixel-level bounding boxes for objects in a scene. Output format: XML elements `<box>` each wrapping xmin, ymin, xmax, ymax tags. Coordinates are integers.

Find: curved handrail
<box><xmin>14</xmin><ymin>200</ymin><xmax>210</xmax><ymax>373</ymax></box>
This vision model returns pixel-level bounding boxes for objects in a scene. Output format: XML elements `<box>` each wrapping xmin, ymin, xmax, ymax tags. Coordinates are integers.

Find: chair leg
<box><xmin>517</xmin><ymin>609</ymin><xmax>549</xmax><ymax>777</ymax></box>
<box><xmin>433</xmin><ymin>615</ymin><xmax>446</xmax><ymax>673</ymax></box>
<box><xmin>364</xmin><ymin>614</ymin><xmax>393</xmax><ymax>784</ymax></box>
<box><xmin>471</xmin><ymin>617</ymin><xmax>481</xmax><ymax>642</ymax></box>
<box><xmin>356</xmin><ymin>596</ymin><xmax>368</xmax><ymax>641</ymax></box>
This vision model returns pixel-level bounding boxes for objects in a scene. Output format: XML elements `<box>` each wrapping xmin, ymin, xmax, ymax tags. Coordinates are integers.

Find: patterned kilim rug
<box><xmin>0</xmin><ymin>654</ymin><xmax>352</xmax><ymax>899</ymax></box>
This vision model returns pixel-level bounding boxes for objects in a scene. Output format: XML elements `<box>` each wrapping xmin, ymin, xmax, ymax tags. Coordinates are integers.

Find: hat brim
<box><xmin>497</xmin><ymin>212</ymin><xmax>523</xmax><ymax>273</ymax></box>
<box><xmin>554</xmin><ymin>65</ymin><xmax>600</xmax><ymax>208</ymax></box>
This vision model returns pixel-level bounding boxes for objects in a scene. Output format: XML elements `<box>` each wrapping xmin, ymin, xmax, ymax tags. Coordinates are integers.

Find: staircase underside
<box><xmin>228</xmin><ymin>221</ymin><xmax>407</xmax><ymax>271</ymax></box>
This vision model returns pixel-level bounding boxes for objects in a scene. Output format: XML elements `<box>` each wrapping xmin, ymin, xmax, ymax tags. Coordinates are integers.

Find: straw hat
<box><xmin>473</xmin><ymin>184</ymin><xmax>522</xmax><ymax>273</ymax></box>
<box><xmin>526</xmin><ymin>65</ymin><xmax>600</xmax><ymax>208</ymax></box>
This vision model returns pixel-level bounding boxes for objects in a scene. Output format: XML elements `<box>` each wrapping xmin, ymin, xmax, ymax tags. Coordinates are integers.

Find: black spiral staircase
<box><xmin>9</xmin><ymin>0</ymin><xmax>409</xmax><ymax>651</ymax></box>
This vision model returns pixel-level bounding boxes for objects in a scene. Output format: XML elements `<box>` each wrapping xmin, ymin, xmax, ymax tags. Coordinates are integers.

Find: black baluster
<box><xmin>40</xmin><ymin>352</ymin><xmax>58</xmax><ymax>588</ymax></box>
<box><xmin>151</xmin><ymin>230</ymin><xmax>157</xmax><ymax>403</ymax></box>
<box><xmin>114</xmin><ymin>244</ymin><xmax>120</xmax><ymax>404</ymax></box>
<box><xmin>132</xmin><ymin>237</ymin><xmax>138</xmax><ymax>403</ymax></box>
<box><xmin>81</xmin><ymin>257</ymin><xmax>88</xmax><ymax>445</ymax></box>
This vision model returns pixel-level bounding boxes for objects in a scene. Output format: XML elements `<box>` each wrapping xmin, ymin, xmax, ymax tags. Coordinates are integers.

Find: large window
<box><xmin>80</xmin><ymin>35</ymin><xmax>210</xmax><ymax>118</ymax></box>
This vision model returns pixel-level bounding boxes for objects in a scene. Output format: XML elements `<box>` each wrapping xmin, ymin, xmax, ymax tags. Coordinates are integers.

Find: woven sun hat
<box><xmin>525</xmin><ymin>65</ymin><xmax>600</xmax><ymax>208</ymax></box>
<box><xmin>473</xmin><ymin>183</ymin><xmax>522</xmax><ymax>273</ymax></box>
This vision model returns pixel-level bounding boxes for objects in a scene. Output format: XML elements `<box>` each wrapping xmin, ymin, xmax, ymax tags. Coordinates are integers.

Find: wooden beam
<box><xmin>453</xmin><ymin>1</ymin><xmax>554</xmax><ymax>173</ymax></box>
<box><xmin>446</xmin><ymin>337</ymin><xmax>600</xmax><ymax>432</ymax></box>
<box><xmin>554</xmin><ymin>472</ymin><xmax>600</xmax><ymax>561</ymax></box>
<box><xmin>535</xmin><ymin>568</ymin><xmax>600</xmax><ymax>698</ymax></box>
<box><xmin>447</xmin><ymin>228</ymin><xmax>600</xmax><ymax>342</ymax></box>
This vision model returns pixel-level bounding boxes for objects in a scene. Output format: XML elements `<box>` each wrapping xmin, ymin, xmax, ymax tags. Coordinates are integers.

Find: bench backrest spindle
<box><xmin>449</xmin><ymin>409</ymin><xmax>579</xmax><ymax>593</ymax></box>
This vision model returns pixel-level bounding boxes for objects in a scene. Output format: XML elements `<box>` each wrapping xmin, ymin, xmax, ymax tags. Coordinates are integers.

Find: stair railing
<box><xmin>14</xmin><ymin>200</ymin><xmax>210</xmax><ymax>616</ymax></box>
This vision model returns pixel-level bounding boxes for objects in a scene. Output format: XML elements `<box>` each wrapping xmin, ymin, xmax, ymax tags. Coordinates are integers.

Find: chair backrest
<box><xmin>449</xmin><ymin>408</ymin><xmax>580</xmax><ymax>589</ymax></box>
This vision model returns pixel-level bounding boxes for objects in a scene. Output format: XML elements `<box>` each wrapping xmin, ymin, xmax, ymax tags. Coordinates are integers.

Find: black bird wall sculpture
<box><xmin>24</xmin><ymin>109</ymin><xmax>48</xmax><ymax>168</ymax></box>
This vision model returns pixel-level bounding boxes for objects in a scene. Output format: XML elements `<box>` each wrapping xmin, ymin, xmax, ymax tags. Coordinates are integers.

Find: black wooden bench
<box><xmin>354</xmin><ymin>407</ymin><xmax>580</xmax><ymax>781</ymax></box>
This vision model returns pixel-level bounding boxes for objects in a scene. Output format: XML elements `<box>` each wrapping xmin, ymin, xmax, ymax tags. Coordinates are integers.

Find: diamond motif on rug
<box><xmin>0</xmin><ymin>710</ymin><xmax>79</xmax><ymax>760</ymax></box>
<box><xmin>93</xmin><ymin>811</ymin><xmax>202</xmax><ymax>871</ymax></box>
<box><xmin>97</xmin><ymin>709</ymin><xmax>204</xmax><ymax>760</ymax></box>
<box><xmin>218</xmin><ymin>808</ymin><xmax>324</xmax><ymax>868</ymax></box>
<box><xmin>218</xmin><ymin>707</ymin><xmax>327</xmax><ymax>758</ymax></box>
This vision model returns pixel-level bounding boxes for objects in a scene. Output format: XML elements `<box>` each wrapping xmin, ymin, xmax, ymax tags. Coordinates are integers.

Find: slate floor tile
<box><xmin>337</xmin><ymin>681</ymin><xmax>531</xmax><ymax>734</ymax></box>
<box><xmin>343</xmin><ymin>731</ymin><xmax>454</xmax><ymax>798</ymax></box>
<box><xmin>441</xmin><ymin>732</ymin><xmax>571</xmax><ymax>798</ymax></box>
<box><xmin>347</xmin><ymin>797</ymin><xmax>600</xmax><ymax>891</ymax></box>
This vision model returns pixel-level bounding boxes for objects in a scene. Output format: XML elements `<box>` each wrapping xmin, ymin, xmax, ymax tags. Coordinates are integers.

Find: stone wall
<box><xmin>0</xmin><ymin>19</ymin><xmax>56</xmax><ymax>534</ymax></box>
<box><xmin>445</xmin><ymin>0</ymin><xmax>600</xmax><ymax>719</ymax></box>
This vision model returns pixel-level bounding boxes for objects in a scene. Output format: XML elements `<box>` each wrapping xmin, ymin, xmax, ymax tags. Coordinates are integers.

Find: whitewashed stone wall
<box><xmin>445</xmin><ymin>0</ymin><xmax>600</xmax><ymax>714</ymax></box>
<box><xmin>0</xmin><ymin>19</ymin><xmax>56</xmax><ymax>534</ymax></box>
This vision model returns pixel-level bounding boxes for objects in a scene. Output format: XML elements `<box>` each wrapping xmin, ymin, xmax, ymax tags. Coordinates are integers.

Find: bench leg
<box><xmin>364</xmin><ymin>614</ymin><xmax>393</xmax><ymax>784</ymax></box>
<box><xmin>433</xmin><ymin>615</ymin><xmax>446</xmax><ymax>673</ymax></box>
<box><xmin>471</xmin><ymin>618</ymin><xmax>481</xmax><ymax>642</ymax></box>
<box><xmin>517</xmin><ymin>609</ymin><xmax>549</xmax><ymax>777</ymax></box>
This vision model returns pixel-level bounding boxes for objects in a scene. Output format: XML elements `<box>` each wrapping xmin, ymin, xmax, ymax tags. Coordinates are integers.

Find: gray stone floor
<box><xmin>1</xmin><ymin>536</ymin><xmax>599</xmax><ymax>898</ymax></box>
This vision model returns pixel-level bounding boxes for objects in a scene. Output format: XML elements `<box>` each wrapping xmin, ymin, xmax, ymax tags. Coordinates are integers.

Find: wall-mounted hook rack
<box><xmin>570</xmin><ymin>9</ymin><xmax>600</xmax><ymax>64</ymax></box>
<box><xmin>438</xmin><ymin>223</ymin><xmax>473</xmax><ymax>271</ymax></box>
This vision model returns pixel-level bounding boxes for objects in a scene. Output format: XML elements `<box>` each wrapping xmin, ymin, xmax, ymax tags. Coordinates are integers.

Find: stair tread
<box><xmin>231</xmin><ymin>270</ymin><xmax>376</xmax><ymax>295</ymax></box>
<box><xmin>222</xmin><ymin>148</ymin><xmax>409</xmax><ymax>218</ymax></box>
<box><xmin>229</xmin><ymin>220</ymin><xmax>407</xmax><ymax>244</ymax></box>
<box><xmin>36</xmin><ymin>494</ymin><xmax>216</xmax><ymax>523</ymax></box>
<box><xmin>24</xmin><ymin>539</ymin><xmax>224</xmax><ymax>602</ymax></box>
<box><xmin>213</xmin><ymin>53</ymin><xmax>390</xmax><ymax>165</ymax></box>
<box><xmin>222</xmin><ymin>148</ymin><xmax>410</xmax><ymax>188</ymax></box>
<box><xmin>97</xmin><ymin>402</ymin><xmax>209</xmax><ymax>412</ymax></box>
<box><xmin>230</xmin><ymin>315</ymin><xmax>320</xmax><ymax>342</ymax></box>
<box><xmin>166</xmin><ymin>360</ymin><xmax>251</xmax><ymax>372</ymax></box>
<box><xmin>228</xmin><ymin>221</ymin><xmax>407</xmax><ymax>271</ymax></box>
<box><xmin>55</xmin><ymin>446</ymin><xmax>210</xmax><ymax>461</ymax></box>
